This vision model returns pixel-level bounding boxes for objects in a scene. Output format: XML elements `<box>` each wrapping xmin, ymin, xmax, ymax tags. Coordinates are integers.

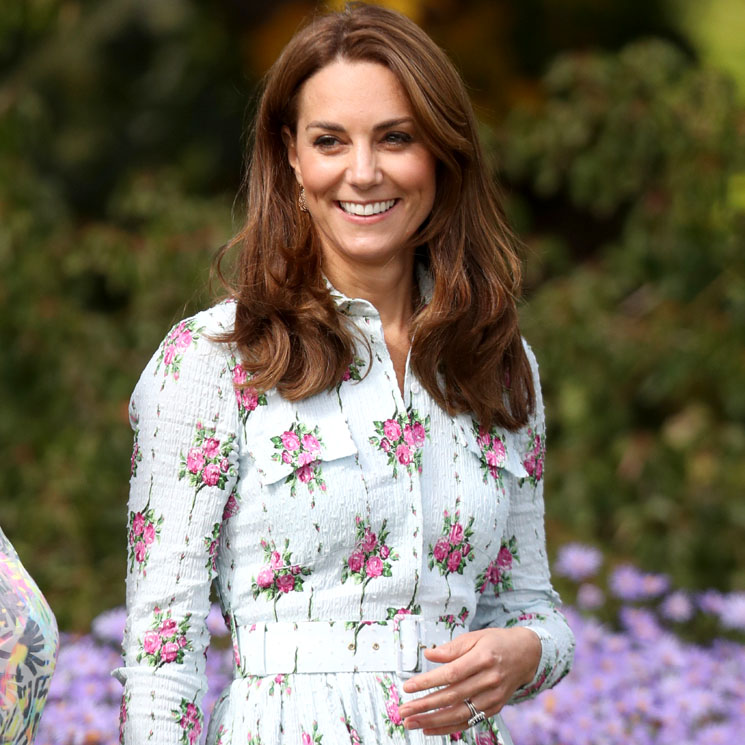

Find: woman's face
<box><xmin>285</xmin><ymin>59</ymin><xmax>437</xmax><ymax>275</ymax></box>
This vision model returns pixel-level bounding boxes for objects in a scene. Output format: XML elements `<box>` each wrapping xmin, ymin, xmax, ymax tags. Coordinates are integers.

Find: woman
<box><xmin>115</xmin><ymin>4</ymin><xmax>574</xmax><ymax>744</ymax></box>
<box><xmin>0</xmin><ymin>525</ymin><xmax>59</xmax><ymax>743</ymax></box>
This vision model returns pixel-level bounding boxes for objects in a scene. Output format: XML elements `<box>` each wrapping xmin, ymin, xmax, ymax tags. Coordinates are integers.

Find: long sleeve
<box><xmin>471</xmin><ymin>342</ymin><xmax>575</xmax><ymax>703</ymax></box>
<box><xmin>114</xmin><ymin>308</ymin><xmax>240</xmax><ymax>744</ymax></box>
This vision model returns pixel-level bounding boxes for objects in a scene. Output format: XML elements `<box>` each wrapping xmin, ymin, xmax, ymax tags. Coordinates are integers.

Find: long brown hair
<box><xmin>216</xmin><ymin>2</ymin><xmax>534</xmax><ymax>430</ymax></box>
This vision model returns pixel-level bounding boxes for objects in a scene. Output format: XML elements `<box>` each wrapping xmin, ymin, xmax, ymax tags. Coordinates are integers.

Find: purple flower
<box><xmin>91</xmin><ymin>607</ymin><xmax>127</xmax><ymax>645</ymax></box>
<box><xmin>660</xmin><ymin>591</ymin><xmax>694</xmax><ymax>623</ymax></box>
<box><xmin>719</xmin><ymin>592</ymin><xmax>745</xmax><ymax>630</ymax></box>
<box><xmin>555</xmin><ymin>543</ymin><xmax>603</xmax><ymax>582</ymax></box>
<box><xmin>610</xmin><ymin>564</ymin><xmax>670</xmax><ymax>602</ymax></box>
<box><xmin>576</xmin><ymin>583</ymin><xmax>604</xmax><ymax>610</ymax></box>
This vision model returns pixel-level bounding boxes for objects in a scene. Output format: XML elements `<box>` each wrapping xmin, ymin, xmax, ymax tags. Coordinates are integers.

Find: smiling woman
<box><xmin>115</xmin><ymin>4</ymin><xmax>574</xmax><ymax>745</ymax></box>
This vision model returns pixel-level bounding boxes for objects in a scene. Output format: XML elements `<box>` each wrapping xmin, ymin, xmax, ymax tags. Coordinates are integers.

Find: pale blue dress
<box><xmin>115</xmin><ymin>279</ymin><xmax>574</xmax><ymax>745</ymax></box>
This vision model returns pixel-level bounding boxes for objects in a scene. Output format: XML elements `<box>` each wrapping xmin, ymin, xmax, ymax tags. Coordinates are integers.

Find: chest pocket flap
<box><xmin>246</xmin><ymin>395</ymin><xmax>358</xmax><ymax>487</ymax></box>
<box><xmin>455</xmin><ymin>413</ymin><xmax>529</xmax><ymax>481</ymax></box>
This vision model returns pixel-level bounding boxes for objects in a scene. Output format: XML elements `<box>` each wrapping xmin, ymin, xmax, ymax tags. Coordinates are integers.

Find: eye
<box><xmin>383</xmin><ymin>131</ymin><xmax>413</xmax><ymax>146</ymax></box>
<box><xmin>313</xmin><ymin>135</ymin><xmax>341</xmax><ymax>149</ymax></box>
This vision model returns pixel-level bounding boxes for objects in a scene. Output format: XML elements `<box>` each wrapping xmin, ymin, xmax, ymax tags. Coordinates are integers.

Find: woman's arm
<box><xmin>114</xmin><ymin>309</ymin><xmax>240</xmax><ymax>744</ymax></box>
<box><xmin>399</xmin><ymin>342</ymin><xmax>575</xmax><ymax>735</ymax></box>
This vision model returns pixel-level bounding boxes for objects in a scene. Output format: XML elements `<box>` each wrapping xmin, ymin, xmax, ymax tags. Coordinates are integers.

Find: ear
<box><xmin>282</xmin><ymin>126</ymin><xmax>302</xmax><ymax>184</ymax></box>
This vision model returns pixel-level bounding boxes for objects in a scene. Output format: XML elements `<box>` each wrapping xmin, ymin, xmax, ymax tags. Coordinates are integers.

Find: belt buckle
<box><xmin>395</xmin><ymin>616</ymin><xmax>425</xmax><ymax>678</ymax></box>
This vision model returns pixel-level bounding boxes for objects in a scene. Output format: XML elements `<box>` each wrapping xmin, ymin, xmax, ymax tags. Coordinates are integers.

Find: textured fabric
<box><xmin>0</xmin><ymin>526</ymin><xmax>59</xmax><ymax>743</ymax></box>
<box><xmin>115</xmin><ymin>285</ymin><xmax>574</xmax><ymax>745</ymax></box>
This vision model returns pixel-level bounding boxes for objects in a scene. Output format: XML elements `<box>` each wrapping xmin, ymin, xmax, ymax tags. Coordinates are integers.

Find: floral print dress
<box><xmin>115</xmin><ymin>280</ymin><xmax>574</xmax><ymax>745</ymax></box>
<box><xmin>0</xmin><ymin>525</ymin><xmax>59</xmax><ymax>743</ymax></box>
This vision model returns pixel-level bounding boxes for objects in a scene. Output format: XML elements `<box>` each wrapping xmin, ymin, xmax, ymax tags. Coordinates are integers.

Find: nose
<box><xmin>347</xmin><ymin>142</ymin><xmax>381</xmax><ymax>189</ymax></box>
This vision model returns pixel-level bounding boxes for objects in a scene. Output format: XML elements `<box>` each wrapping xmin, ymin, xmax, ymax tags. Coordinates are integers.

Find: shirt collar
<box><xmin>325</xmin><ymin>263</ymin><xmax>433</xmax><ymax>318</ymax></box>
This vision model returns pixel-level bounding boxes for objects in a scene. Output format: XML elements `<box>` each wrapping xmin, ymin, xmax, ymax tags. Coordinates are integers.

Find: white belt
<box><xmin>233</xmin><ymin>617</ymin><xmax>465</xmax><ymax>678</ymax></box>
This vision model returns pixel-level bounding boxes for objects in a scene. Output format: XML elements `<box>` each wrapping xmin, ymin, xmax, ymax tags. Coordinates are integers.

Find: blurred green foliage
<box><xmin>501</xmin><ymin>40</ymin><xmax>745</xmax><ymax>591</ymax></box>
<box><xmin>1</xmin><ymin>1</ymin><xmax>743</xmax><ymax>629</ymax></box>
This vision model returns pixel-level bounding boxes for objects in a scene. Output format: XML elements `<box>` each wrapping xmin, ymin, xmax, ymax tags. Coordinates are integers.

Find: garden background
<box><xmin>1</xmin><ymin>0</ymin><xmax>744</xmax><ymax>742</ymax></box>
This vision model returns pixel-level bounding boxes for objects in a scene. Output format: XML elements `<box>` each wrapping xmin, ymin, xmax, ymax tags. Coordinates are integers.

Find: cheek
<box><xmin>297</xmin><ymin>155</ymin><xmax>342</xmax><ymax>193</ymax></box>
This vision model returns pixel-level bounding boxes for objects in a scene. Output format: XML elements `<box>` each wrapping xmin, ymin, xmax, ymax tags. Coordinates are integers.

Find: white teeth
<box><xmin>339</xmin><ymin>199</ymin><xmax>396</xmax><ymax>216</ymax></box>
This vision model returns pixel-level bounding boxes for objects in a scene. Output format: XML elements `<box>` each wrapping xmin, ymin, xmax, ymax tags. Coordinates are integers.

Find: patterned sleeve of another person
<box><xmin>0</xmin><ymin>524</ymin><xmax>60</xmax><ymax>744</ymax></box>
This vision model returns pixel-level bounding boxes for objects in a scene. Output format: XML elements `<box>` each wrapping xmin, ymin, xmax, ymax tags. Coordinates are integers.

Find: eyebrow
<box><xmin>305</xmin><ymin>117</ymin><xmax>414</xmax><ymax>132</ymax></box>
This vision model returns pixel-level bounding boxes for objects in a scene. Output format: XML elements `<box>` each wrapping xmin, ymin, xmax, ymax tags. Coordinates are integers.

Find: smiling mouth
<box><xmin>338</xmin><ymin>199</ymin><xmax>398</xmax><ymax>216</ymax></box>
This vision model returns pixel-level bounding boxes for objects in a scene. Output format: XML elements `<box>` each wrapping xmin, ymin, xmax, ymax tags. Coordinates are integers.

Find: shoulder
<box><xmin>132</xmin><ymin>301</ymin><xmax>238</xmax><ymax>403</ymax></box>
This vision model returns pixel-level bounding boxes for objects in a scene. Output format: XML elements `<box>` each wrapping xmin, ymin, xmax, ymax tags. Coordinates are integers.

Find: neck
<box><xmin>324</xmin><ymin>253</ymin><xmax>416</xmax><ymax>332</ymax></box>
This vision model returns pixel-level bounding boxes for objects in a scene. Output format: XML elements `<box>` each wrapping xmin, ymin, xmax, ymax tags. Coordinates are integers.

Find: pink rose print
<box><xmin>256</xmin><ymin>567</ymin><xmax>275</xmax><ymax>589</ymax></box>
<box><xmin>142</xmin><ymin>630</ymin><xmax>161</xmax><ymax>655</ymax></box>
<box><xmin>137</xmin><ymin>608</ymin><xmax>192</xmax><ymax>669</ymax></box>
<box><xmin>161</xmin><ymin>641</ymin><xmax>180</xmax><ymax>663</ymax></box>
<box><xmin>155</xmin><ymin>319</ymin><xmax>204</xmax><ymax>386</ymax></box>
<box><xmin>300</xmin><ymin>721</ymin><xmax>323</xmax><ymax>745</ymax></box>
<box><xmin>302</xmin><ymin>433</ymin><xmax>321</xmax><ymax>452</ymax></box>
<box><xmin>361</xmin><ymin>530</ymin><xmax>378</xmax><ymax>553</ymax></box>
<box><xmin>476</xmin><ymin>536</ymin><xmax>520</xmax><ymax>596</ymax></box>
<box><xmin>270</xmin><ymin>420</ymin><xmax>326</xmax><ymax>497</ymax></box>
<box><xmin>366</xmin><ymin>555</ymin><xmax>383</xmax><ymax>577</ymax></box>
<box><xmin>179</xmin><ymin>423</ymin><xmax>237</xmax><ymax>503</ymax></box>
<box><xmin>281</xmin><ymin>431</ymin><xmax>301</xmax><ymax>451</ymax></box>
<box><xmin>251</xmin><ymin>538</ymin><xmax>311</xmax><ymax>621</ymax></box>
<box><xmin>172</xmin><ymin>697</ymin><xmax>204</xmax><ymax>745</ymax></box>
<box><xmin>411</xmin><ymin>421</ymin><xmax>426</xmax><ymax>447</ymax></box>
<box><xmin>383</xmin><ymin>419</ymin><xmax>402</xmax><ymax>442</ymax></box>
<box><xmin>396</xmin><ymin>443</ymin><xmax>412</xmax><ymax>465</ymax></box>
<box><xmin>127</xmin><ymin>504</ymin><xmax>163</xmax><ymax>574</ymax></box>
<box><xmin>230</xmin><ymin>358</ymin><xmax>268</xmax><ymax>425</ymax></box>
<box><xmin>130</xmin><ymin>427</ymin><xmax>142</xmax><ymax>478</ymax></box>
<box><xmin>428</xmin><ymin>507</ymin><xmax>476</xmax><ymax>606</ymax></box>
<box><xmin>143</xmin><ymin>522</ymin><xmax>155</xmax><ymax>546</ymax></box>
<box><xmin>447</xmin><ymin>549</ymin><xmax>463</xmax><ymax>573</ymax></box>
<box><xmin>439</xmin><ymin>606</ymin><xmax>470</xmax><ymax>637</ymax></box>
<box><xmin>202</xmin><ymin>463</ymin><xmax>221</xmax><ymax>486</ymax></box>
<box><xmin>476</xmin><ymin>731</ymin><xmax>498</xmax><ymax>745</ymax></box>
<box><xmin>498</xmin><ymin>545</ymin><xmax>513</xmax><ymax>568</ymax></box>
<box><xmin>370</xmin><ymin>406</ymin><xmax>430</xmax><ymax>478</ymax></box>
<box><xmin>341</xmin><ymin>715</ymin><xmax>363</xmax><ymax>745</ymax></box>
<box><xmin>336</xmin><ymin>354</ymin><xmax>366</xmax><ymax>388</ymax></box>
<box><xmin>134</xmin><ymin>541</ymin><xmax>146</xmax><ymax>563</ymax></box>
<box><xmin>377</xmin><ymin>675</ymin><xmax>406</xmax><ymax>737</ymax></box>
<box><xmin>186</xmin><ymin>447</ymin><xmax>204</xmax><ymax>474</ymax></box>
<box><xmin>276</xmin><ymin>573</ymin><xmax>296</xmax><ymax>593</ymax></box>
<box><xmin>433</xmin><ymin>537</ymin><xmax>450</xmax><ymax>562</ymax></box>
<box><xmin>222</xmin><ymin>489</ymin><xmax>240</xmax><ymax>520</ymax></box>
<box><xmin>386</xmin><ymin>700</ymin><xmax>403</xmax><ymax>726</ymax></box>
<box><xmin>342</xmin><ymin>516</ymin><xmax>399</xmax><ymax>620</ymax></box>
<box><xmin>472</xmin><ymin>420</ymin><xmax>508</xmax><ymax>486</ymax></box>
<box><xmin>163</xmin><ymin>345</ymin><xmax>176</xmax><ymax>366</ymax></box>
<box><xmin>202</xmin><ymin>438</ymin><xmax>220</xmax><ymax>458</ymax></box>
<box><xmin>119</xmin><ymin>693</ymin><xmax>130</xmax><ymax>744</ymax></box>
<box><xmin>520</xmin><ymin>428</ymin><xmax>546</xmax><ymax>488</ymax></box>
<box><xmin>449</xmin><ymin>523</ymin><xmax>464</xmax><ymax>545</ymax></box>
<box><xmin>347</xmin><ymin>551</ymin><xmax>364</xmax><ymax>573</ymax></box>
<box><xmin>204</xmin><ymin>522</ymin><xmax>221</xmax><ymax>577</ymax></box>
<box><xmin>159</xmin><ymin>617</ymin><xmax>178</xmax><ymax>637</ymax></box>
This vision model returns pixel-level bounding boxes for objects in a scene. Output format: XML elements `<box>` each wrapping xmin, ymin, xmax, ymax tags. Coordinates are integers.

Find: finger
<box><xmin>400</xmin><ymin>668</ymin><xmax>500</xmax><ymax>720</ymax></box>
<box><xmin>409</xmin><ymin>691</ymin><xmax>501</xmax><ymax>735</ymax></box>
<box><xmin>401</xmin><ymin>670</ymin><xmax>502</xmax><ymax>727</ymax></box>
<box><xmin>401</xmin><ymin>638</ymin><xmax>487</xmax><ymax>694</ymax></box>
<box><xmin>419</xmin><ymin>630</ymin><xmax>485</xmax><ymax>663</ymax></box>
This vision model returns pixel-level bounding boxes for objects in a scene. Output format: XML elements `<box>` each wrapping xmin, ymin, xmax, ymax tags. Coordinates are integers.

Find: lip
<box><xmin>335</xmin><ymin>198</ymin><xmax>400</xmax><ymax>223</ymax></box>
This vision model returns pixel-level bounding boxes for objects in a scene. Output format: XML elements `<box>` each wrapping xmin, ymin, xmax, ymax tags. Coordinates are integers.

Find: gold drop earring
<box><xmin>298</xmin><ymin>187</ymin><xmax>308</xmax><ymax>213</ymax></box>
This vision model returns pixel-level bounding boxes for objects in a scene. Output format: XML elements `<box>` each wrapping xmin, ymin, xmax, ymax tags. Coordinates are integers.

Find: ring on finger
<box><xmin>463</xmin><ymin>698</ymin><xmax>487</xmax><ymax>728</ymax></box>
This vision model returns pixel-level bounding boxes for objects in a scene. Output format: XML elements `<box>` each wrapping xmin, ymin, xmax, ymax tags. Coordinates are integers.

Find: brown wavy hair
<box><xmin>216</xmin><ymin>2</ymin><xmax>534</xmax><ymax>430</ymax></box>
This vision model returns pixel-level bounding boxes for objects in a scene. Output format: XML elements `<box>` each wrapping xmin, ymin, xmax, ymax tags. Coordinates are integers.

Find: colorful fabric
<box><xmin>0</xmin><ymin>526</ymin><xmax>59</xmax><ymax>743</ymax></box>
<box><xmin>115</xmin><ymin>275</ymin><xmax>574</xmax><ymax>745</ymax></box>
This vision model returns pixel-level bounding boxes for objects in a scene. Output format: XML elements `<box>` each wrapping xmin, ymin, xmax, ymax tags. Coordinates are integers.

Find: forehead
<box><xmin>296</xmin><ymin>59</ymin><xmax>413</xmax><ymax>124</ymax></box>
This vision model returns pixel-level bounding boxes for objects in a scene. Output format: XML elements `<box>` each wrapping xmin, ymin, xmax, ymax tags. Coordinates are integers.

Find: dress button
<box><xmin>411</xmin><ymin>381</ymin><xmax>421</xmax><ymax>395</ymax></box>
